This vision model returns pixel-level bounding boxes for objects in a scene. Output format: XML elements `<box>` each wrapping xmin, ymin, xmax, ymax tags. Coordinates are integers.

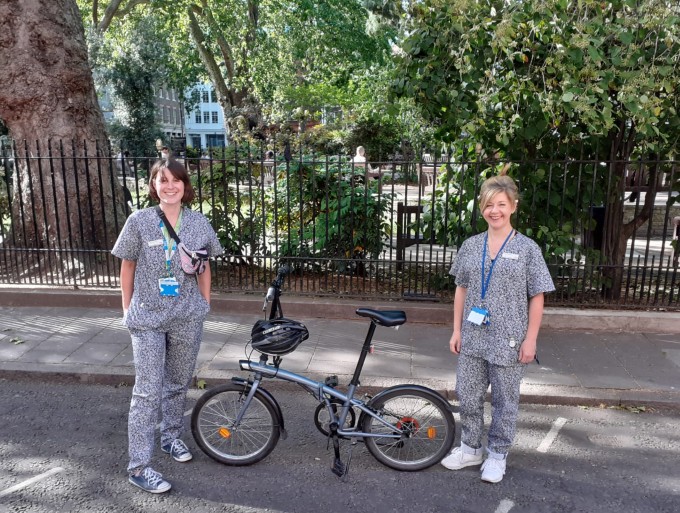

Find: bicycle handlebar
<box><xmin>263</xmin><ymin>265</ymin><xmax>291</xmax><ymax>313</ymax></box>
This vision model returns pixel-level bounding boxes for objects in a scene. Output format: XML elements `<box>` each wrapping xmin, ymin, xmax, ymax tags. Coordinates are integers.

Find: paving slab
<box><xmin>1</xmin><ymin>289</ymin><xmax>680</xmax><ymax>410</ymax></box>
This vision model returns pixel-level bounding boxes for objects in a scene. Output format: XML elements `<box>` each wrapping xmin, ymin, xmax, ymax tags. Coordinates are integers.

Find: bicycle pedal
<box><xmin>331</xmin><ymin>457</ymin><xmax>346</xmax><ymax>477</ymax></box>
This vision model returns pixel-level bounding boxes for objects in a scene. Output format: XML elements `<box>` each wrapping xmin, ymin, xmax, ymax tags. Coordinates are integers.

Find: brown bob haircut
<box><xmin>149</xmin><ymin>159</ymin><xmax>196</xmax><ymax>205</ymax></box>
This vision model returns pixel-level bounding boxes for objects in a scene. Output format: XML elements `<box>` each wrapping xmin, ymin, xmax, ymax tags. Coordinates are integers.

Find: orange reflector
<box><xmin>427</xmin><ymin>426</ymin><xmax>437</xmax><ymax>439</ymax></box>
<box><xmin>218</xmin><ymin>427</ymin><xmax>231</xmax><ymax>438</ymax></box>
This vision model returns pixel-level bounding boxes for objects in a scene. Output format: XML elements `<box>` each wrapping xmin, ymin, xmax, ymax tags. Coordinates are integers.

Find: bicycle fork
<box><xmin>229</xmin><ymin>373</ymin><xmax>287</xmax><ymax>440</ymax></box>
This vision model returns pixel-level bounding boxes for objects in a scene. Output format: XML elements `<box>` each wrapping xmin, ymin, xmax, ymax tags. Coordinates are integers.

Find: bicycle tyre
<box><xmin>361</xmin><ymin>386</ymin><xmax>455</xmax><ymax>471</ymax></box>
<box><xmin>191</xmin><ymin>383</ymin><xmax>280</xmax><ymax>466</ymax></box>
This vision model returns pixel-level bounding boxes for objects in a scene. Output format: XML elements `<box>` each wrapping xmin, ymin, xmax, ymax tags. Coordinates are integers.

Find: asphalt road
<box><xmin>0</xmin><ymin>378</ymin><xmax>678</xmax><ymax>513</ymax></box>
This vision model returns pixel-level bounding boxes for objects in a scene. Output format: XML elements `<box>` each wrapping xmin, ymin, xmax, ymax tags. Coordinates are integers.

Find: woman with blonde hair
<box><xmin>441</xmin><ymin>169</ymin><xmax>554</xmax><ymax>483</ymax></box>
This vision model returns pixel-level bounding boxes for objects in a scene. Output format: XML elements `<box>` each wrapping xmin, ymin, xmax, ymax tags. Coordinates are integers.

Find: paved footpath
<box><xmin>1</xmin><ymin>289</ymin><xmax>679</xmax><ymax>410</ymax></box>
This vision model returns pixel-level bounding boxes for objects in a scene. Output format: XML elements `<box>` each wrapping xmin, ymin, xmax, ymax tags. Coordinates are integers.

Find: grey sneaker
<box><xmin>128</xmin><ymin>467</ymin><xmax>171</xmax><ymax>493</ymax></box>
<box><xmin>161</xmin><ymin>438</ymin><xmax>193</xmax><ymax>462</ymax></box>
<box><xmin>481</xmin><ymin>457</ymin><xmax>506</xmax><ymax>483</ymax></box>
<box><xmin>441</xmin><ymin>444</ymin><xmax>484</xmax><ymax>470</ymax></box>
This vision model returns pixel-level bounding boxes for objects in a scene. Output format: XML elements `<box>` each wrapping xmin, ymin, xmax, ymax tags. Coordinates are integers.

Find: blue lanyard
<box><xmin>481</xmin><ymin>230</ymin><xmax>514</xmax><ymax>300</ymax></box>
<box><xmin>159</xmin><ymin>221</ymin><xmax>177</xmax><ymax>277</ymax></box>
<box><xmin>158</xmin><ymin>211</ymin><xmax>182</xmax><ymax>276</ymax></box>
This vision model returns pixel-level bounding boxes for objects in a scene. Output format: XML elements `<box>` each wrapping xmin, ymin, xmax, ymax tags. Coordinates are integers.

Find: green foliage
<box><xmin>268</xmin><ymin>158</ymin><xmax>393</xmax><ymax>274</ymax></box>
<box><xmin>394</xmin><ymin>0</ymin><xmax>680</xmax><ymax>298</ymax></box>
<box><xmin>419</xmin><ymin>145</ymin><xmax>611</xmax><ymax>267</ymax></box>
<box><xmin>191</xmin><ymin>146</ymin><xmax>268</xmax><ymax>258</ymax></box>
<box><xmin>94</xmin><ymin>15</ymin><xmax>170</xmax><ymax>157</ymax></box>
<box><xmin>394</xmin><ymin>0</ymin><xmax>680</xmax><ymax>159</ymax></box>
<box><xmin>343</xmin><ymin>117</ymin><xmax>402</xmax><ymax>160</ymax></box>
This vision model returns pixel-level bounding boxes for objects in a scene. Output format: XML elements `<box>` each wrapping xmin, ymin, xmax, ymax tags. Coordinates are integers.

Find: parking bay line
<box><xmin>537</xmin><ymin>417</ymin><xmax>568</xmax><ymax>453</ymax></box>
<box><xmin>0</xmin><ymin>467</ymin><xmax>64</xmax><ymax>498</ymax></box>
<box><xmin>495</xmin><ymin>499</ymin><xmax>515</xmax><ymax>513</ymax></box>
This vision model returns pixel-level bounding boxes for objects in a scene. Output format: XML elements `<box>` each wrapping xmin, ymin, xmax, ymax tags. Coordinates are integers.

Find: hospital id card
<box><xmin>467</xmin><ymin>306</ymin><xmax>490</xmax><ymax>326</ymax></box>
<box><xmin>159</xmin><ymin>277</ymin><xmax>180</xmax><ymax>297</ymax></box>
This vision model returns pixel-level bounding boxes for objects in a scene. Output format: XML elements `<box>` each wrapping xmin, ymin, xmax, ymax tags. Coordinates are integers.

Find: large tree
<box><xmin>0</xmin><ymin>0</ymin><xmax>126</xmax><ymax>253</ymax></box>
<box><xmin>393</xmin><ymin>0</ymin><xmax>680</xmax><ymax>298</ymax></box>
<box><xmin>81</xmin><ymin>0</ymin><xmax>390</xmax><ymax>137</ymax></box>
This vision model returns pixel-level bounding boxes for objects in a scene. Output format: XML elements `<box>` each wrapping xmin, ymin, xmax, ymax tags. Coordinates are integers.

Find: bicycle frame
<box><xmin>237</xmin><ymin>357</ymin><xmax>403</xmax><ymax>439</ymax></box>
<box><xmin>192</xmin><ymin>267</ymin><xmax>456</xmax><ymax>475</ymax></box>
<box><xmin>235</xmin><ymin>267</ymin><xmax>406</xmax><ymax>439</ymax></box>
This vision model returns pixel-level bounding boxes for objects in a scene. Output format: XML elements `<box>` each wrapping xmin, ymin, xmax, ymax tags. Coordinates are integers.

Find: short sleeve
<box><xmin>526</xmin><ymin>241</ymin><xmax>556</xmax><ymax>297</ymax></box>
<box><xmin>111</xmin><ymin>212</ymin><xmax>142</xmax><ymax>261</ymax></box>
<box><xmin>449</xmin><ymin>239</ymin><xmax>470</xmax><ymax>288</ymax></box>
<box><xmin>205</xmin><ymin>219</ymin><xmax>224</xmax><ymax>258</ymax></box>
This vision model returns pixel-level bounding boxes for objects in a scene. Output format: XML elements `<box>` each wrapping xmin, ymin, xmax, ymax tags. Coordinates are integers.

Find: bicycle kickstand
<box><xmin>328</xmin><ymin>423</ymin><xmax>350</xmax><ymax>478</ymax></box>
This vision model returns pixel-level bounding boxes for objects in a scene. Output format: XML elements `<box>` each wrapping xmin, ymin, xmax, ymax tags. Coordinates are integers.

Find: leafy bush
<box><xmin>268</xmin><ymin>158</ymin><xmax>392</xmax><ymax>275</ymax></box>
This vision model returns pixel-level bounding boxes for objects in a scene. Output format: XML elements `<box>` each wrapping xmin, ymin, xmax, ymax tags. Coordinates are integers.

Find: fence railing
<box><xmin>1</xmin><ymin>141</ymin><xmax>679</xmax><ymax>309</ymax></box>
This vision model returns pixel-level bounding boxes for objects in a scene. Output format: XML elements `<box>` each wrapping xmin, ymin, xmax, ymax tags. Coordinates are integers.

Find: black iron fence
<box><xmin>1</xmin><ymin>140</ymin><xmax>679</xmax><ymax>309</ymax></box>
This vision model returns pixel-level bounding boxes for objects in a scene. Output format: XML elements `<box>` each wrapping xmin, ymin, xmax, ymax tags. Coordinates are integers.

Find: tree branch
<box><xmin>187</xmin><ymin>6</ymin><xmax>234</xmax><ymax>113</ymax></box>
<box><xmin>195</xmin><ymin>1</ymin><xmax>235</xmax><ymax>81</ymax></box>
<box><xmin>93</xmin><ymin>0</ymin><xmax>99</xmax><ymax>27</ymax></box>
<box><xmin>117</xmin><ymin>0</ymin><xmax>151</xmax><ymax>18</ymax></box>
<box><xmin>97</xmin><ymin>0</ymin><xmax>124</xmax><ymax>33</ymax></box>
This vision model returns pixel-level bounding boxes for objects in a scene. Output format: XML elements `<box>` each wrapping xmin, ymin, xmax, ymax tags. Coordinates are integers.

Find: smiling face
<box><xmin>482</xmin><ymin>191</ymin><xmax>517</xmax><ymax>232</ymax></box>
<box><xmin>148</xmin><ymin>159</ymin><xmax>195</xmax><ymax>206</ymax></box>
<box><xmin>154</xmin><ymin>167</ymin><xmax>185</xmax><ymax>207</ymax></box>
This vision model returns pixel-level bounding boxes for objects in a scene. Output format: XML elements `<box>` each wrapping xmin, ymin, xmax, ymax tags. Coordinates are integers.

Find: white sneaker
<box><xmin>441</xmin><ymin>444</ymin><xmax>484</xmax><ymax>470</ymax></box>
<box><xmin>481</xmin><ymin>457</ymin><xmax>506</xmax><ymax>483</ymax></box>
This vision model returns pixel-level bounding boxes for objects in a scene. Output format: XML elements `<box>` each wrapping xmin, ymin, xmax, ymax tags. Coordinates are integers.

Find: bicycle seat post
<box><xmin>345</xmin><ymin>319</ymin><xmax>377</xmax><ymax>400</ymax></box>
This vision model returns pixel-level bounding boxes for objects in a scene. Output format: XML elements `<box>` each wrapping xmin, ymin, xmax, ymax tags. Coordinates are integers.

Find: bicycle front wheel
<box><xmin>191</xmin><ymin>383</ymin><xmax>280</xmax><ymax>466</ymax></box>
<box><xmin>361</xmin><ymin>386</ymin><xmax>455</xmax><ymax>471</ymax></box>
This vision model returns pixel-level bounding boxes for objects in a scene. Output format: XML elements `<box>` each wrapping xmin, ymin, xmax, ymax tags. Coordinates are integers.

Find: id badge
<box><xmin>467</xmin><ymin>306</ymin><xmax>490</xmax><ymax>326</ymax></box>
<box><xmin>159</xmin><ymin>277</ymin><xmax>180</xmax><ymax>297</ymax></box>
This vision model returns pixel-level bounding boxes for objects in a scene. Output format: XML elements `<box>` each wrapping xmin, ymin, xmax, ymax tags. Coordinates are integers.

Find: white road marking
<box><xmin>0</xmin><ymin>467</ymin><xmax>64</xmax><ymax>498</ymax></box>
<box><xmin>495</xmin><ymin>499</ymin><xmax>515</xmax><ymax>513</ymax></box>
<box><xmin>537</xmin><ymin>417</ymin><xmax>568</xmax><ymax>453</ymax></box>
<box><xmin>156</xmin><ymin>408</ymin><xmax>193</xmax><ymax>430</ymax></box>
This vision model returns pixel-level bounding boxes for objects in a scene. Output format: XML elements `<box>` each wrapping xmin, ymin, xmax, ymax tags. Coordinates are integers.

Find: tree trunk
<box><xmin>601</xmin><ymin>155</ymin><xmax>661</xmax><ymax>300</ymax></box>
<box><xmin>0</xmin><ymin>0</ymin><xmax>126</xmax><ymax>251</ymax></box>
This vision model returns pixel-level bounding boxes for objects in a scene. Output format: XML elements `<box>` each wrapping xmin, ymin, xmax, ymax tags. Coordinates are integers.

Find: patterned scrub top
<box><xmin>112</xmin><ymin>206</ymin><xmax>223</xmax><ymax>331</ymax></box>
<box><xmin>449</xmin><ymin>231</ymin><xmax>555</xmax><ymax>366</ymax></box>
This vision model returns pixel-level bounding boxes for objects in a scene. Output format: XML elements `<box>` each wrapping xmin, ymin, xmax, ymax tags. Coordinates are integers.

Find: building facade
<box><xmin>184</xmin><ymin>84</ymin><xmax>227</xmax><ymax>150</ymax></box>
<box><xmin>156</xmin><ymin>85</ymin><xmax>185</xmax><ymax>141</ymax></box>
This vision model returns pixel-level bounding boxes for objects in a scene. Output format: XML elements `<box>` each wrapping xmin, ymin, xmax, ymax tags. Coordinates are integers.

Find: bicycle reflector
<box><xmin>218</xmin><ymin>427</ymin><xmax>231</xmax><ymax>438</ymax></box>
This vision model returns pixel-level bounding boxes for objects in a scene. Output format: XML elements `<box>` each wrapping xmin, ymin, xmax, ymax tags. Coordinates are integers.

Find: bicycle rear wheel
<box><xmin>361</xmin><ymin>386</ymin><xmax>455</xmax><ymax>471</ymax></box>
<box><xmin>191</xmin><ymin>383</ymin><xmax>280</xmax><ymax>466</ymax></box>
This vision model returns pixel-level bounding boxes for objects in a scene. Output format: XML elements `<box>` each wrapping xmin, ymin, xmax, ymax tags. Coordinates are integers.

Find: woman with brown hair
<box><xmin>112</xmin><ymin>159</ymin><xmax>223</xmax><ymax>493</ymax></box>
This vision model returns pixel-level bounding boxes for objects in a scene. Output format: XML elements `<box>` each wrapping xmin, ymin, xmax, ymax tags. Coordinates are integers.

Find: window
<box><xmin>207</xmin><ymin>134</ymin><xmax>225</xmax><ymax>147</ymax></box>
<box><xmin>159</xmin><ymin>87</ymin><xmax>164</xmax><ymax>98</ymax></box>
<box><xmin>203</xmin><ymin>111</ymin><xmax>210</xmax><ymax>124</ymax></box>
<box><xmin>162</xmin><ymin>106</ymin><xmax>168</xmax><ymax>123</ymax></box>
<box><xmin>190</xmin><ymin>134</ymin><xmax>201</xmax><ymax>149</ymax></box>
<box><xmin>202</xmin><ymin>90</ymin><xmax>209</xmax><ymax>103</ymax></box>
<box><xmin>212</xmin><ymin>111</ymin><xmax>218</xmax><ymax>124</ymax></box>
<box><xmin>210</xmin><ymin>89</ymin><xmax>216</xmax><ymax>103</ymax></box>
<box><xmin>195</xmin><ymin>110</ymin><xmax>202</xmax><ymax>123</ymax></box>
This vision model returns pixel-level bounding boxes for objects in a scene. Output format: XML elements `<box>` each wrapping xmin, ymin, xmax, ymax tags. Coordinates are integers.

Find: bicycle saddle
<box><xmin>355</xmin><ymin>308</ymin><xmax>406</xmax><ymax>327</ymax></box>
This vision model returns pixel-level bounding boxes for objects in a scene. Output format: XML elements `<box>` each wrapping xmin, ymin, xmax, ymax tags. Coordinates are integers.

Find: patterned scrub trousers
<box><xmin>127</xmin><ymin>318</ymin><xmax>204</xmax><ymax>473</ymax></box>
<box><xmin>455</xmin><ymin>353</ymin><xmax>526</xmax><ymax>456</ymax></box>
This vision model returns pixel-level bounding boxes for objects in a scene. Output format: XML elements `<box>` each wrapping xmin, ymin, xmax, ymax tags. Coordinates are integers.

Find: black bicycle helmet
<box><xmin>250</xmin><ymin>318</ymin><xmax>309</xmax><ymax>355</ymax></box>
